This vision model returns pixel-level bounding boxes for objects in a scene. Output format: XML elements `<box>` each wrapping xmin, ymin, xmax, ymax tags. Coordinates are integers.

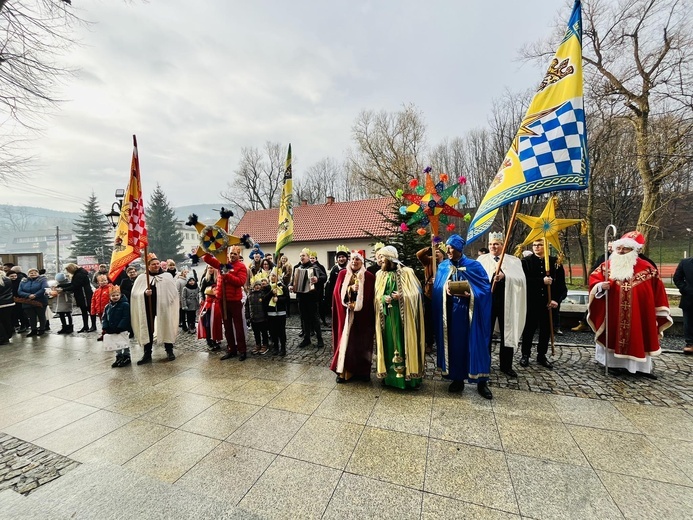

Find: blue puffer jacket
<box><xmin>101</xmin><ymin>296</ymin><xmax>130</xmax><ymax>333</ymax></box>
<box><xmin>17</xmin><ymin>275</ymin><xmax>49</xmax><ymax>307</ymax></box>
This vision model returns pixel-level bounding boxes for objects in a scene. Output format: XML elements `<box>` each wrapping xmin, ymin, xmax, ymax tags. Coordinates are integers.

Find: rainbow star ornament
<box><xmin>401</xmin><ymin>168</ymin><xmax>467</xmax><ymax>237</ymax></box>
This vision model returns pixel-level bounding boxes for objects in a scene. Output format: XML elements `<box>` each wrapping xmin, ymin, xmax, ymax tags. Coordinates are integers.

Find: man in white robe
<box><xmin>478</xmin><ymin>232</ymin><xmax>526</xmax><ymax>378</ymax></box>
<box><xmin>131</xmin><ymin>254</ymin><xmax>180</xmax><ymax>364</ymax></box>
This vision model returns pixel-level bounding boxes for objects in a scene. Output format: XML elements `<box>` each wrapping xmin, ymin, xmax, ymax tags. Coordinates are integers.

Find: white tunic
<box><xmin>478</xmin><ymin>253</ymin><xmax>527</xmax><ymax>349</ymax></box>
<box><xmin>130</xmin><ymin>272</ymin><xmax>180</xmax><ymax>346</ymax></box>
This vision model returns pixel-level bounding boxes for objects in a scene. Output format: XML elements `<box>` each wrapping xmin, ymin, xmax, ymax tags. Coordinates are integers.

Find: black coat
<box><xmin>674</xmin><ymin>258</ymin><xmax>693</xmax><ymax>310</ymax></box>
<box><xmin>68</xmin><ymin>268</ymin><xmax>93</xmax><ymax>308</ymax></box>
<box><xmin>521</xmin><ymin>254</ymin><xmax>567</xmax><ymax>306</ymax></box>
<box><xmin>101</xmin><ymin>296</ymin><xmax>130</xmax><ymax>333</ymax></box>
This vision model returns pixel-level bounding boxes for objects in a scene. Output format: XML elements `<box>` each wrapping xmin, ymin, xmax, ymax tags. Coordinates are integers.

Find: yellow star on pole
<box><xmin>516</xmin><ymin>196</ymin><xmax>583</xmax><ymax>254</ymax></box>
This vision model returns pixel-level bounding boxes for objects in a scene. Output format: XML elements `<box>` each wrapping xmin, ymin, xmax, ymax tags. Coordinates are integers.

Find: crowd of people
<box><xmin>0</xmin><ymin>226</ymin><xmax>682</xmax><ymax>396</ymax></box>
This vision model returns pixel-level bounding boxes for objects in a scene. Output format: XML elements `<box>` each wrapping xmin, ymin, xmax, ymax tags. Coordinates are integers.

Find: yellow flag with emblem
<box><xmin>467</xmin><ymin>0</ymin><xmax>588</xmax><ymax>244</ymax></box>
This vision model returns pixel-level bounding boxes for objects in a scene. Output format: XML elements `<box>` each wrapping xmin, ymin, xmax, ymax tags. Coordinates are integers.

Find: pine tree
<box><xmin>146</xmin><ymin>184</ymin><xmax>184</xmax><ymax>261</ymax></box>
<box><xmin>70</xmin><ymin>193</ymin><xmax>113</xmax><ymax>264</ymax></box>
<box><xmin>366</xmin><ymin>201</ymin><xmax>431</xmax><ymax>282</ymax></box>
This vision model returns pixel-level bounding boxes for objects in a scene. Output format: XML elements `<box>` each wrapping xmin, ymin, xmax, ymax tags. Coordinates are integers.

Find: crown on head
<box><xmin>146</xmin><ymin>253</ymin><xmax>158</xmax><ymax>264</ymax></box>
<box><xmin>488</xmin><ymin>232</ymin><xmax>504</xmax><ymax>242</ymax></box>
<box><xmin>336</xmin><ymin>245</ymin><xmax>349</xmax><ymax>253</ymax></box>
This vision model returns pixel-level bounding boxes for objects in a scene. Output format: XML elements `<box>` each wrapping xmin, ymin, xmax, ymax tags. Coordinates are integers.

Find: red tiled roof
<box><xmin>232</xmin><ymin>197</ymin><xmax>397</xmax><ymax>243</ymax></box>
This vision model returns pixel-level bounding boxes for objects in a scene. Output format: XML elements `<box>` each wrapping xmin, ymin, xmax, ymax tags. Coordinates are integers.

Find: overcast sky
<box><xmin>0</xmin><ymin>0</ymin><xmax>567</xmax><ymax>213</ymax></box>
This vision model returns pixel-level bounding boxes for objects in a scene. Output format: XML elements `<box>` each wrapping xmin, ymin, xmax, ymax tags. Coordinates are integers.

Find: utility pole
<box><xmin>56</xmin><ymin>226</ymin><xmax>61</xmax><ymax>273</ymax></box>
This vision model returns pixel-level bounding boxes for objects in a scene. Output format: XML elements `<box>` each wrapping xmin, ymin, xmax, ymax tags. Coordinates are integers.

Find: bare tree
<box><xmin>221</xmin><ymin>141</ymin><xmax>284</xmax><ymax>213</ymax></box>
<box><xmin>346</xmin><ymin>103</ymin><xmax>428</xmax><ymax>197</ymax></box>
<box><xmin>295</xmin><ymin>157</ymin><xmax>371</xmax><ymax>204</ymax></box>
<box><xmin>580</xmin><ymin>0</ymin><xmax>693</xmax><ymax>251</ymax></box>
<box><xmin>0</xmin><ymin>204</ymin><xmax>32</xmax><ymax>231</ymax></box>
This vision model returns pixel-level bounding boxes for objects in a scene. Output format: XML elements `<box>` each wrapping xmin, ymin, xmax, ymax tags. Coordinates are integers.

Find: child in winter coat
<box><xmin>266</xmin><ymin>270</ymin><xmax>289</xmax><ymax>356</ymax></box>
<box><xmin>53</xmin><ymin>273</ymin><xmax>75</xmax><ymax>334</ymax></box>
<box><xmin>91</xmin><ymin>274</ymin><xmax>112</xmax><ymax>337</ymax></box>
<box><xmin>181</xmin><ymin>276</ymin><xmax>199</xmax><ymax>334</ymax></box>
<box><xmin>245</xmin><ymin>277</ymin><xmax>270</xmax><ymax>355</ymax></box>
<box><xmin>101</xmin><ymin>286</ymin><xmax>132</xmax><ymax>367</ymax></box>
<box><xmin>198</xmin><ymin>286</ymin><xmax>222</xmax><ymax>350</ymax></box>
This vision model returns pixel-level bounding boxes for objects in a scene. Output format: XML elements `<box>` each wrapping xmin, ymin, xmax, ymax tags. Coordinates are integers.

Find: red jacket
<box><xmin>203</xmin><ymin>254</ymin><xmax>247</xmax><ymax>302</ymax></box>
<box><xmin>91</xmin><ymin>284</ymin><xmax>112</xmax><ymax>316</ymax></box>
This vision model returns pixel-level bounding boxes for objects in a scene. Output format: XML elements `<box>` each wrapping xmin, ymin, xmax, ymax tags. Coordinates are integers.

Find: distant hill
<box><xmin>0</xmin><ymin>203</ymin><xmax>237</xmax><ymax>231</ymax></box>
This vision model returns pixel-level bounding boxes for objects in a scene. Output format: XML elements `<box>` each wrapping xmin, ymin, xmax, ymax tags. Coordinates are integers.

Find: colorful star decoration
<box><xmin>400</xmin><ymin>167</ymin><xmax>470</xmax><ymax>238</ymax></box>
<box><xmin>186</xmin><ymin>208</ymin><xmax>247</xmax><ymax>264</ymax></box>
<box><xmin>516</xmin><ymin>196</ymin><xmax>583</xmax><ymax>254</ymax></box>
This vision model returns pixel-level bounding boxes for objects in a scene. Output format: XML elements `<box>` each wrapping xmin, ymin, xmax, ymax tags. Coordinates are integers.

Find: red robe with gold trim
<box><xmin>330</xmin><ymin>268</ymin><xmax>376</xmax><ymax>378</ymax></box>
<box><xmin>587</xmin><ymin>258</ymin><xmax>672</xmax><ymax>361</ymax></box>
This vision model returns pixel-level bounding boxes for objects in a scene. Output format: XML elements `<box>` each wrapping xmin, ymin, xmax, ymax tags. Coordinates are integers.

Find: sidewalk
<box><xmin>0</xmin><ymin>324</ymin><xmax>691</xmax><ymax>519</ymax></box>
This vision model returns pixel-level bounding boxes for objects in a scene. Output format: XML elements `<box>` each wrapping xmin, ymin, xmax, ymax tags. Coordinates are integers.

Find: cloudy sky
<box><xmin>1</xmin><ymin>0</ymin><xmax>567</xmax><ymax>212</ymax></box>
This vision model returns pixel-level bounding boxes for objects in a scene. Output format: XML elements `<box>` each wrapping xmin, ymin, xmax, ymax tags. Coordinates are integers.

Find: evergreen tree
<box><xmin>70</xmin><ymin>193</ymin><xmax>113</xmax><ymax>264</ymax></box>
<box><xmin>366</xmin><ymin>201</ymin><xmax>431</xmax><ymax>282</ymax></box>
<box><xmin>146</xmin><ymin>184</ymin><xmax>184</xmax><ymax>261</ymax></box>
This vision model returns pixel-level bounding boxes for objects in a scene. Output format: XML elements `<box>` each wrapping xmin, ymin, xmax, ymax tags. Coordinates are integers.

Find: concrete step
<box><xmin>13</xmin><ymin>461</ymin><xmax>259</xmax><ymax>519</ymax></box>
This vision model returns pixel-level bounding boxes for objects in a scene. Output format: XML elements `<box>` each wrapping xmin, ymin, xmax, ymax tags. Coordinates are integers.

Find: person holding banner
<box><xmin>478</xmin><ymin>232</ymin><xmax>526</xmax><ymax>378</ymax></box>
<box><xmin>130</xmin><ymin>254</ymin><xmax>179</xmax><ymax>364</ymax></box>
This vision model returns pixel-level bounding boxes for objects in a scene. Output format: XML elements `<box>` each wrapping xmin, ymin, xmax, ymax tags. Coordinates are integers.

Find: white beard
<box><xmin>608</xmin><ymin>250</ymin><xmax>638</xmax><ymax>281</ymax></box>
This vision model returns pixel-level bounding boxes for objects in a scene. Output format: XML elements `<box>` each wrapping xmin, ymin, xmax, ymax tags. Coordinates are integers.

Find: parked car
<box><xmin>564</xmin><ymin>290</ymin><xmax>588</xmax><ymax>305</ymax></box>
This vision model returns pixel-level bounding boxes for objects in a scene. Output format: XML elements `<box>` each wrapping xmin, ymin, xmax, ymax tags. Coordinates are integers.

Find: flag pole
<box><xmin>143</xmin><ymin>245</ymin><xmax>154</xmax><ymax>338</ymax></box>
<box><xmin>544</xmin><ymin>236</ymin><xmax>556</xmax><ymax>356</ymax></box>
<box><xmin>492</xmin><ymin>200</ymin><xmax>521</xmax><ymax>294</ymax></box>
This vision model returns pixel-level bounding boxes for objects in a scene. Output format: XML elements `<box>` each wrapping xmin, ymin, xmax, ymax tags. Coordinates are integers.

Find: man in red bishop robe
<box><xmin>587</xmin><ymin>234</ymin><xmax>672</xmax><ymax>376</ymax></box>
<box><xmin>330</xmin><ymin>250</ymin><xmax>376</xmax><ymax>384</ymax></box>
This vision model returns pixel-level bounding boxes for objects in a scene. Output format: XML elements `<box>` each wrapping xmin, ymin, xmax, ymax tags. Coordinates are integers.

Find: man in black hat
<box><xmin>323</xmin><ymin>246</ymin><xmax>349</xmax><ymax>323</ymax></box>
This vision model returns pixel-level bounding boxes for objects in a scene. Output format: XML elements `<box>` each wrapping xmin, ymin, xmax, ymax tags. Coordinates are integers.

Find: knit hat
<box><xmin>55</xmin><ymin>273</ymin><xmax>67</xmax><ymax>283</ymax></box>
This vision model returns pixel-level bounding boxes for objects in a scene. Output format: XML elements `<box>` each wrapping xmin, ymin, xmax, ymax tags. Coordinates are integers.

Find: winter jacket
<box><xmin>90</xmin><ymin>284</ymin><xmax>113</xmax><ymax>316</ymax></box>
<box><xmin>68</xmin><ymin>268</ymin><xmax>93</xmax><ymax>308</ymax></box>
<box><xmin>199</xmin><ymin>272</ymin><xmax>217</xmax><ymax>302</ymax></box>
<box><xmin>203</xmin><ymin>254</ymin><xmax>247</xmax><ymax>302</ymax></box>
<box><xmin>18</xmin><ymin>276</ymin><xmax>49</xmax><ymax>307</ymax></box>
<box><xmin>245</xmin><ymin>287</ymin><xmax>270</xmax><ymax>323</ymax></box>
<box><xmin>181</xmin><ymin>284</ymin><xmax>200</xmax><ymax>311</ymax></box>
<box><xmin>53</xmin><ymin>282</ymin><xmax>74</xmax><ymax>313</ymax></box>
<box><xmin>175</xmin><ymin>275</ymin><xmax>188</xmax><ymax>306</ymax></box>
<box><xmin>0</xmin><ymin>276</ymin><xmax>14</xmax><ymax>309</ymax></box>
<box><xmin>101</xmin><ymin>296</ymin><xmax>130</xmax><ymax>333</ymax></box>
<box><xmin>119</xmin><ymin>277</ymin><xmax>135</xmax><ymax>302</ymax></box>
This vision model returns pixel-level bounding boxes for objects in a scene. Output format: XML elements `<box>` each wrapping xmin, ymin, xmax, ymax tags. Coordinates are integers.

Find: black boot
<box><xmin>477</xmin><ymin>381</ymin><xmax>493</xmax><ymax>400</ymax></box>
<box><xmin>279</xmin><ymin>346</ymin><xmax>286</xmax><ymax>357</ymax></box>
<box><xmin>57</xmin><ymin>326</ymin><xmax>67</xmax><ymax>335</ymax></box>
<box><xmin>118</xmin><ymin>353</ymin><xmax>132</xmax><ymax>367</ymax></box>
<box><xmin>137</xmin><ymin>346</ymin><xmax>153</xmax><ymax>365</ymax></box>
<box><xmin>165</xmin><ymin>344</ymin><xmax>176</xmax><ymax>361</ymax></box>
<box><xmin>111</xmin><ymin>354</ymin><xmax>123</xmax><ymax>368</ymax></box>
<box><xmin>88</xmin><ymin>315</ymin><xmax>97</xmax><ymax>332</ymax></box>
<box><xmin>64</xmin><ymin>324</ymin><xmax>74</xmax><ymax>334</ymax></box>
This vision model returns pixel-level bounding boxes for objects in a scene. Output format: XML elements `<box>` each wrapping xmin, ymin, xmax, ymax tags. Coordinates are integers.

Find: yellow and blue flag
<box><xmin>467</xmin><ymin>0</ymin><xmax>588</xmax><ymax>244</ymax></box>
<box><xmin>275</xmin><ymin>144</ymin><xmax>294</xmax><ymax>255</ymax></box>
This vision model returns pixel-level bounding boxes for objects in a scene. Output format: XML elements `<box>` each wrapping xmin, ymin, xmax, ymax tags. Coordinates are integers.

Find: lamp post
<box><xmin>687</xmin><ymin>228</ymin><xmax>692</xmax><ymax>258</ymax></box>
<box><xmin>105</xmin><ymin>189</ymin><xmax>125</xmax><ymax>229</ymax></box>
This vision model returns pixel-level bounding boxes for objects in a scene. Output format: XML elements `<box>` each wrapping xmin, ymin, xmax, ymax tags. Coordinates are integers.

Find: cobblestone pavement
<box><xmin>0</xmin><ymin>434</ymin><xmax>80</xmax><ymax>495</ymax></box>
<box><xmin>173</xmin><ymin>316</ymin><xmax>693</xmax><ymax>409</ymax></box>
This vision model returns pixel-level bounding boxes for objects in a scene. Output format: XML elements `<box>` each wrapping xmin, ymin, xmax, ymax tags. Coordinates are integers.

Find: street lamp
<box><xmin>687</xmin><ymin>228</ymin><xmax>692</xmax><ymax>258</ymax></box>
<box><xmin>105</xmin><ymin>189</ymin><xmax>125</xmax><ymax>228</ymax></box>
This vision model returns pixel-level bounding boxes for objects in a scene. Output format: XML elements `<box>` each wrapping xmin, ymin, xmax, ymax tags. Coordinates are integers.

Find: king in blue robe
<box><xmin>433</xmin><ymin>234</ymin><xmax>493</xmax><ymax>399</ymax></box>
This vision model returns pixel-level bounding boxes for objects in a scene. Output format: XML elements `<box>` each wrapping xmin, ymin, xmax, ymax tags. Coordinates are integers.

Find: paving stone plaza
<box><xmin>0</xmin><ymin>316</ymin><xmax>691</xmax><ymax>519</ymax></box>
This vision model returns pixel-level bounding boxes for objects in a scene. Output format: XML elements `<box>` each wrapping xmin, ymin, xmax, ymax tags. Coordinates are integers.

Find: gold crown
<box><xmin>336</xmin><ymin>245</ymin><xmax>349</xmax><ymax>253</ymax></box>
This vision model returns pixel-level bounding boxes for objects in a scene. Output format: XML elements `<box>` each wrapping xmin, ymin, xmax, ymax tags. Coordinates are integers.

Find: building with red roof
<box><xmin>232</xmin><ymin>197</ymin><xmax>397</xmax><ymax>267</ymax></box>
